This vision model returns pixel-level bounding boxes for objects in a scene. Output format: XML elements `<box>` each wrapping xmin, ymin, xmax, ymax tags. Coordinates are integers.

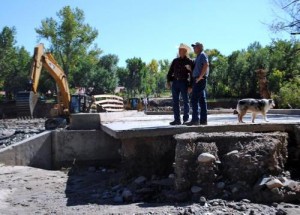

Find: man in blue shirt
<box><xmin>185</xmin><ymin>42</ymin><xmax>209</xmax><ymax>126</ymax></box>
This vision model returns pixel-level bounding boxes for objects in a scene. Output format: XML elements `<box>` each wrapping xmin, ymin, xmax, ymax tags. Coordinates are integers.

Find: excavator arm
<box><xmin>29</xmin><ymin>44</ymin><xmax>71</xmax><ymax>116</ymax></box>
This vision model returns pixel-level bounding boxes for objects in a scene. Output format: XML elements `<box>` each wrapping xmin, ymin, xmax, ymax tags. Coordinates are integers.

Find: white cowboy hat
<box><xmin>178</xmin><ymin>43</ymin><xmax>191</xmax><ymax>53</ymax></box>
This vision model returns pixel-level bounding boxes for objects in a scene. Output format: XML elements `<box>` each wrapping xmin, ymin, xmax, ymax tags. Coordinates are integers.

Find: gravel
<box><xmin>0</xmin><ymin>118</ymin><xmax>45</xmax><ymax>147</ymax></box>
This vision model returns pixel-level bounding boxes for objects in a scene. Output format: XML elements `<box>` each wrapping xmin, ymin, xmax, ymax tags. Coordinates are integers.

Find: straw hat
<box><xmin>178</xmin><ymin>43</ymin><xmax>191</xmax><ymax>53</ymax></box>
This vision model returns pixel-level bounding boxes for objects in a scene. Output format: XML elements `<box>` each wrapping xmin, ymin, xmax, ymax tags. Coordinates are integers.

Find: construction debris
<box><xmin>0</xmin><ymin>118</ymin><xmax>45</xmax><ymax>148</ymax></box>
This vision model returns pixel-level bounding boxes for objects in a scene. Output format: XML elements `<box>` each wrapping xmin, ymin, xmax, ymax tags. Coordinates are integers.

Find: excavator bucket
<box><xmin>29</xmin><ymin>91</ymin><xmax>38</xmax><ymax>117</ymax></box>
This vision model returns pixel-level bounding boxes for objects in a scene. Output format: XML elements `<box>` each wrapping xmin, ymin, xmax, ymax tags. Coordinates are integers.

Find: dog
<box><xmin>236</xmin><ymin>98</ymin><xmax>275</xmax><ymax>123</ymax></box>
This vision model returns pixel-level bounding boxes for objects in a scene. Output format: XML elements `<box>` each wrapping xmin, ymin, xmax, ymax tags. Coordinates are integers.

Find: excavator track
<box><xmin>15</xmin><ymin>91</ymin><xmax>31</xmax><ymax>117</ymax></box>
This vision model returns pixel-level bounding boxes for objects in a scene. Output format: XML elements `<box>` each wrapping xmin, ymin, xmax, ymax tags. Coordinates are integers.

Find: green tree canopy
<box><xmin>35</xmin><ymin>6</ymin><xmax>100</xmax><ymax>78</ymax></box>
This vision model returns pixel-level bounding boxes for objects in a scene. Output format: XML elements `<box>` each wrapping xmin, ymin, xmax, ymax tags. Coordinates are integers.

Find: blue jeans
<box><xmin>172</xmin><ymin>80</ymin><xmax>189</xmax><ymax>122</ymax></box>
<box><xmin>191</xmin><ymin>79</ymin><xmax>207</xmax><ymax>123</ymax></box>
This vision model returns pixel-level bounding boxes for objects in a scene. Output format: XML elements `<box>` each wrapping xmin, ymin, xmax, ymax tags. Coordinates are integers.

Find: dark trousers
<box><xmin>172</xmin><ymin>80</ymin><xmax>189</xmax><ymax>122</ymax></box>
<box><xmin>191</xmin><ymin>79</ymin><xmax>207</xmax><ymax>123</ymax></box>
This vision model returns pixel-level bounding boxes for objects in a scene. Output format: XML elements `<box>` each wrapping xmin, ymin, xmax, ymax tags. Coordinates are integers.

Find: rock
<box><xmin>134</xmin><ymin>176</ymin><xmax>147</xmax><ymax>184</ymax></box>
<box><xmin>212</xmin><ymin>201</ymin><xmax>219</xmax><ymax>206</ymax></box>
<box><xmin>0</xmin><ymin>129</ymin><xmax>15</xmax><ymax>140</ymax></box>
<box><xmin>217</xmin><ymin>182</ymin><xmax>225</xmax><ymax>189</ymax></box>
<box><xmin>266</xmin><ymin>179</ymin><xmax>284</xmax><ymax>189</ymax></box>
<box><xmin>113</xmin><ymin>195</ymin><xmax>123</xmax><ymax>204</ymax></box>
<box><xmin>122</xmin><ymin>189</ymin><xmax>133</xmax><ymax>202</ymax></box>
<box><xmin>241</xmin><ymin>199</ymin><xmax>250</xmax><ymax>203</ymax></box>
<box><xmin>283</xmin><ymin>204</ymin><xmax>294</xmax><ymax>208</ymax></box>
<box><xmin>197</xmin><ymin>153</ymin><xmax>216</xmax><ymax>163</ymax></box>
<box><xmin>282</xmin><ymin>179</ymin><xmax>300</xmax><ymax>190</ymax></box>
<box><xmin>191</xmin><ymin>186</ymin><xmax>202</xmax><ymax>194</ymax></box>
<box><xmin>199</xmin><ymin>196</ymin><xmax>206</xmax><ymax>204</ymax></box>
<box><xmin>276</xmin><ymin>209</ymin><xmax>287</xmax><ymax>215</ymax></box>
<box><xmin>234</xmin><ymin>205</ymin><xmax>241</xmax><ymax>211</ymax></box>
<box><xmin>272</xmin><ymin>202</ymin><xmax>279</xmax><ymax>208</ymax></box>
<box><xmin>239</xmin><ymin>205</ymin><xmax>247</xmax><ymax>211</ymax></box>
<box><xmin>226</xmin><ymin>150</ymin><xmax>239</xmax><ymax>156</ymax></box>
<box><xmin>249</xmin><ymin>210</ymin><xmax>255</xmax><ymax>215</ymax></box>
<box><xmin>259</xmin><ymin>177</ymin><xmax>271</xmax><ymax>186</ymax></box>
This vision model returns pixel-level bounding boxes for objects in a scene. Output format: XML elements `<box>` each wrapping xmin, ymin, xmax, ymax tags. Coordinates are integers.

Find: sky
<box><xmin>0</xmin><ymin>0</ymin><xmax>292</xmax><ymax>67</ymax></box>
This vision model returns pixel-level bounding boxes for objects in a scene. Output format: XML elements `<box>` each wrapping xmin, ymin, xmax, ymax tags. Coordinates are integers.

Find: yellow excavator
<box><xmin>29</xmin><ymin>44</ymin><xmax>91</xmax><ymax>129</ymax></box>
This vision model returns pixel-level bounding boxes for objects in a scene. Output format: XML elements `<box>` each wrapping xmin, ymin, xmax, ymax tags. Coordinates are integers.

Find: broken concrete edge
<box><xmin>69</xmin><ymin>111</ymin><xmax>140</xmax><ymax>130</ymax></box>
<box><xmin>102</xmin><ymin>122</ymin><xmax>300</xmax><ymax>139</ymax></box>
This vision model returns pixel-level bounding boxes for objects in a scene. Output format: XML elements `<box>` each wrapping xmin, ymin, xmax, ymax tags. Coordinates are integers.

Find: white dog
<box><xmin>236</xmin><ymin>99</ymin><xmax>275</xmax><ymax>123</ymax></box>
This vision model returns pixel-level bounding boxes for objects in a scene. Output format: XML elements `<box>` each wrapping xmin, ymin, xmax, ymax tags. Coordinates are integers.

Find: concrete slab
<box><xmin>102</xmin><ymin>113</ymin><xmax>300</xmax><ymax>139</ymax></box>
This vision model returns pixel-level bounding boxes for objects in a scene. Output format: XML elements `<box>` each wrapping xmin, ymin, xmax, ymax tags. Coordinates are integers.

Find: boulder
<box><xmin>266</xmin><ymin>179</ymin><xmax>284</xmax><ymax>189</ymax></box>
<box><xmin>198</xmin><ymin>153</ymin><xmax>216</xmax><ymax>163</ymax></box>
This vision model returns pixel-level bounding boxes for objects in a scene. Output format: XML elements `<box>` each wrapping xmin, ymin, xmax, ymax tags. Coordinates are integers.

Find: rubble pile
<box><xmin>174</xmin><ymin>131</ymin><xmax>300</xmax><ymax>203</ymax></box>
<box><xmin>0</xmin><ymin>118</ymin><xmax>45</xmax><ymax>148</ymax></box>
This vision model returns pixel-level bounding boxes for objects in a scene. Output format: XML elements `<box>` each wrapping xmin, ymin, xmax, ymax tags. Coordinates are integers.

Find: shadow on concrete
<box><xmin>65</xmin><ymin>166</ymin><xmax>123</xmax><ymax>206</ymax></box>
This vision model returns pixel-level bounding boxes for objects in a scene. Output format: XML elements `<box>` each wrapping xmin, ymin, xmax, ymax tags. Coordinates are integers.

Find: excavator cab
<box><xmin>70</xmin><ymin>94</ymin><xmax>91</xmax><ymax>113</ymax></box>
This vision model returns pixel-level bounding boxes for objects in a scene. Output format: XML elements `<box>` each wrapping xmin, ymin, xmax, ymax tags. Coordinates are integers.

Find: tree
<box><xmin>89</xmin><ymin>67</ymin><xmax>117</xmax><ymax>94</ymax></box>
<box><xmin>90</xmin><ymin>54</ymin><xmax>119</xmax><ymax>94</ymax></box>
<box><xmin>117</xmin><ymin>67</ymin><xmax>130</xmax><ymax>87</ymax></box>
<box><xmin>0</xmin><ymin>27</ymin><xmax>32</xmax><ymax>98</ymax></box>
<box><xmin>3</xmin><ymin>46</ymin><xmax>31</xmax><ymax>95</ymax></box>
<box><xmin>147</xmin><ymin>59</ymin><xmax>159</xmax><ymax>73</ymax></box>
<box><xmin>278</xmin><ymin>76</ymin><xmax>300</xmax><ymax>108</ymax></box>
<box><xmin>35</xmin><ymin>6</ymin><xmax>100</xmax><ymax>81</ymax></box>
<box><xmin>125</xmin><ymin>57</ymin><xmax>146</xmax><ymax>97</ymax></box>
<box><xmin>0</xmin><ymin>26</ymin><xmax>17</xmax><ymax>91</ymax></box>
<box><xmin>205</xmin><ymin>49</ymin><xmax>229</xmax><ymax>98</ymax></box>
<box><xmin>271</xmin><ymin>0</ymin><xmax>300</xmax><ymax>33</ymax></box>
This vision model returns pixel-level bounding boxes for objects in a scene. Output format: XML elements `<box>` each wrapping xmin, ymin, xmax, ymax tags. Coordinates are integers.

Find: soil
<box><xmin>0</xmin><ymin>165</ymin><xmax>300</xmax><ymax>215</ymax></box>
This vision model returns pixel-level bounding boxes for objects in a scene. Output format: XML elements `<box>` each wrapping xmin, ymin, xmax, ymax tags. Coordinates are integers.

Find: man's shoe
<box><xmin>183</xmin><ymin>119</ymin><xmax>189</xmax><ymax>124</ymax></box>
<box><xmin>184</xmin><ymin>121</ymin><xmax>200</xmax><ymax>126</ymax></box>
<box><xmin>169</xmin><ymin>121</ymin><xmax>181</xmax><ymax>125</ymax></box>
<box><xmin>200</xmin><ymin>121</ymin><xmax>208</xmax><ymax>125</ymax></box>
